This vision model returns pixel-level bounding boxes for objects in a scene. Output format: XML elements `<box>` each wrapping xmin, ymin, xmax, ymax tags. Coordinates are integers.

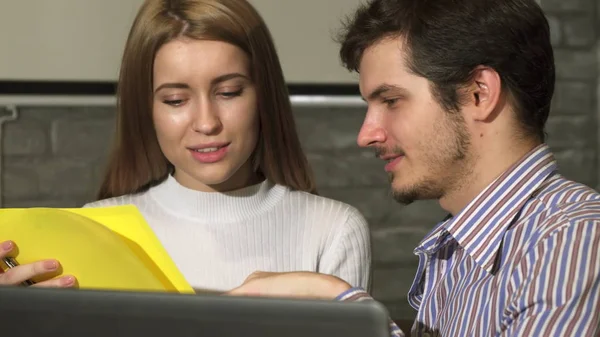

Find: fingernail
<box><xmin>1</xmin><ymin>241</ymin><xmax>14</xmax><ymax>251</ymax></box>
<box><xmin>43</xmin><ymin>260</ymin><xmax>58</xmax><ymax>270</ymax></box>
<box><xmin>61</xmin><ymin>276</ymin><xmax>75</xmax><ymax>287</ymax></box>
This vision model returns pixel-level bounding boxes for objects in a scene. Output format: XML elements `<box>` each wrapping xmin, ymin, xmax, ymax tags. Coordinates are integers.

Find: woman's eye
<box><xmin>163</xmin><ymin>99</ymin><xmax>185</xmax><ymax>106</ymax></box>
<box><xmin>218</xmin><ymin>89</ymin><xmax>243</xmax><ymax>99</ymax></box>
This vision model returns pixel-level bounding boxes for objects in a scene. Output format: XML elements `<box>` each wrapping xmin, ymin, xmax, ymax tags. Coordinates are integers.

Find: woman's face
<box><xmin>152</xmin><ymin>38</ymin><xmax>260</xmax><ymax>192</ymax></box>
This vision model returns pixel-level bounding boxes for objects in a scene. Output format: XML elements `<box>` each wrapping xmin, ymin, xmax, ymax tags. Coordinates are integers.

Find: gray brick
<box><xmin>554</xmin><ymin>49</ymin><xmax>597</xmax><ymax>80</ymax></box>
<box><xmin>78</xmin><ymin>106</ymin><xmax>118</xmax><ymax>117</ymax></box>
<box><xmin>554</xmin><ymin>148</ymin><xmax>596</xmax><ymax>187</ymax></box>
<box><xmin>2</xmin><ymin>164</ymin><xmax>39</xmax><ymax>200</ymax></box>
<box><xmin>308</xmin><ymin>150</ymin><xmax>389</xmax><ymax>187</ymax></box>
<box><xmin>90</xmin><ymin>158</ymin><xmax>110</xmax><ymax>197</ymax></box>
<box><xmin>37</xmin><ymin>159</ymin><xmax>95</xmax><ymax>198</ymax></box>
<box><xmin>14</xmin><ymin>107</ymin><xmax>75</xmax><ymax>120</ymax></box>
<box><xmin>318</xmin><ymin>187</ymin><xmax>397</xmax><ymax>226</ymax></box>
<box><xmin>318</xmin><ymin>187</ymin><xmax>446</xmax><ymax>231</ymax></box>
<box><xmin>546</xmin><ymin>15</ymin><xmax>562</xmax><ymax>46</ymax></box>
<box><xmin>598</xmin><ymin>1</ymin><xmax>600</xmax><ymax>27</ymax></box>
<box><xmin>1</xmin><ymin>198</ymin><xmax>84</xmax><ymax>208</ymax></box>
<box><xmin>541</xmin><ymin>0</ymin><xmax>594</xmax><ymax>12</ymax></box>
<box><xmin>17</xmin><ymin>106</ymin><xmax>116</xmax><ymax>122</ymax></box>
<box><xmin>372</xmin><ymin>227</ymin><xmax>427</xmax><ymax>265</ymax></box>
<box><xmin>2</xmin><ymin>120</ymin><xmax>48</xmax><ymax>155</ymax></box>
<box><xmin>372</xmin><ymin>266</ymin><xmax>418</xmax><ymax>301</ymax></box>
<box><xmin>7</xmin><ymin>157</ymin><xmax>95</xmax><ymax>199</ymax></box>
<box><xmin>545</xmin><ymin>115</ymin><xmax>594</xmax><ymax>148</ymax></box>
<box><xmin>51</xmin><ymin>118</ymin><xmax>115</xmax><ymax>156</ymax></box>
<box><xmin>562</xmin><ymin>15</ymin><xmax>596</xmax><ymax>47</ymax></box>
<box><xmin>386</xmin><ymin>200</ymin><xmax>448</xmax><ymax>231</ymax></box>
<box><xmin>0</xmin><ymin>108</ymin><xmax>13</xmax><ymax>119</ymax></box>
<box><xmin>295</xmin><ymin>107</ymin><xmax>365</xmax><ymax>151</ymax></box>
<box><xmin>551</xmin><ymin>81</ymin><xmax>594</xmax><ymax>114</ymax></box>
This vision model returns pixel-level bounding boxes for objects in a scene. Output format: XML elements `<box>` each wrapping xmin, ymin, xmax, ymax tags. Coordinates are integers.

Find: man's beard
<box><xmin>389</xmin><ymin>172</ymin><xmax>443</xmax><ymax>205</ymax></box>
<box><xmin>388</xmin><ymin>115</ymin><xmax>471</xmax><ymax>205</ymax></box>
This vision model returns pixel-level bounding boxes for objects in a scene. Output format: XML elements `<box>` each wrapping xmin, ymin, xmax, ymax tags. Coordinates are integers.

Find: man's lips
<box><xmin>381</xmin><ymin>154</ymin><xmax>404</xmax><ymax>172</ymax></box>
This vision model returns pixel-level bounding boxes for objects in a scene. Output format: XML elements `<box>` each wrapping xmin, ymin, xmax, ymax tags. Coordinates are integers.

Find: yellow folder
<box><xmin>0</xmin><ymin>205</ymin><xmax>194</xmax><ymax>294</ymax></box>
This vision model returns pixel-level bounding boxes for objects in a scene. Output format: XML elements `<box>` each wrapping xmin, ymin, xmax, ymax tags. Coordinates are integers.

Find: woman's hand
<box><xmin>0</xmin><ymin>240</ymin><xmax>76</xmax><ymax>288</ymax></box>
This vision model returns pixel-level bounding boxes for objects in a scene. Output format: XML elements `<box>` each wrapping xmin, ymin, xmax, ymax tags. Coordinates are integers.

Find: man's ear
<box><xmin>465</xmin><ymin>66</ymin><xmax>502</xmax><ymax>122</ymax></box>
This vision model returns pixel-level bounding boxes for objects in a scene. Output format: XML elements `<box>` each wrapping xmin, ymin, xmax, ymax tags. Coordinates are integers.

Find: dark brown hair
<box><xmin>97</xmin><ymin>0</ymin><xmax>316</xmax><ymax>199</ymax></box>
<box><xmin>338</xmin><ymin>0</ymin><xmax>555</xmax><ymax>142</ymax></box>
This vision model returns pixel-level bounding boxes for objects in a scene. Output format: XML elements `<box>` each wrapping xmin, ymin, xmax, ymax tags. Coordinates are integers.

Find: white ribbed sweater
<box><xmin>84</xmin><ymin>176</ymin><xmax>371</xmax><ymax>292</ymax></box>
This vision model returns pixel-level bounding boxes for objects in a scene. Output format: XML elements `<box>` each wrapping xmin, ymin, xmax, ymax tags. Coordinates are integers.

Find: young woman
<box><xmin>0</xmin><ymin>0</ymin><xmax>371</xmax><ymax>293</ymax></box>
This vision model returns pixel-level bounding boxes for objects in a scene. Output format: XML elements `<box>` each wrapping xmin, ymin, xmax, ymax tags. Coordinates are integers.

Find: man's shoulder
<box><xmin>536</xmin><ymin>174</ymin><xmax>600</xmax><ymax>202</ymax></box>
<box><xmin>517</xmin><ymin>174</ymin><xmax>600</xmax><ymax>242</ymax></box>
<box><xmin>535</xmin><ymin>175</ymin><xmax>600</xmax><ymax>219</ymax></box>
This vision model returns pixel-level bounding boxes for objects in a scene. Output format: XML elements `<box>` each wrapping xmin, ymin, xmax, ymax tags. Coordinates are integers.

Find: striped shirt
<box><xmin>338</xmin><ymin>144</ymin><xmax>600</xmax><ymax>337</ymax></box>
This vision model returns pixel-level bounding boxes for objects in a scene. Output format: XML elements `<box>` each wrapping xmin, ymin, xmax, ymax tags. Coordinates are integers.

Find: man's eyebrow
<box><xmin>364</xmin><ymin>84</ymin><xmax>410</xmax><ymax>101</ymax></box>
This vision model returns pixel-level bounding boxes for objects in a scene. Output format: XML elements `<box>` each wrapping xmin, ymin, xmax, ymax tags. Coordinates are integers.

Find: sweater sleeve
<box><xmin>318</xmin><ymin>207</ymin><xmax>372</xmax><ymax>291</ymax></box>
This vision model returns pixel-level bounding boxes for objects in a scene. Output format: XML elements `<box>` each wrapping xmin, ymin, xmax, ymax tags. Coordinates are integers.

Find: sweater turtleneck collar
<box><xmin>149</xmin><ymin>175</ymin><xmax>287</xmax><ymax>223</ymax></box>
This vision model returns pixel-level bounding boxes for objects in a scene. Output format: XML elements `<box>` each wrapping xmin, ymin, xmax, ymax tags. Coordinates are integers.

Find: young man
<box><xmin>229</xmin><ymin>0</ymin><xmax>600</xmax><ymax>336</ymax></box>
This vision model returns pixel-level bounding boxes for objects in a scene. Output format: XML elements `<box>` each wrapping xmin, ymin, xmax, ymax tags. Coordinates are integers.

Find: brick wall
<box><xmin>0</xmin><ymin>0</ymin><xmax>597</xmax><ymax>321</ymax></box>
<box><xmin>2</xmin><ymin>108</ymin><xmax>115</xmax><ymax>208</ymax></box>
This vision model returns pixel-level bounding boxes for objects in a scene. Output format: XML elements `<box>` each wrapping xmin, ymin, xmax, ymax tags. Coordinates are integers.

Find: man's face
<box><xmin>357</xmin><ymin>38</ymin><xmax>473</xmax><ymax>204</ymax></box>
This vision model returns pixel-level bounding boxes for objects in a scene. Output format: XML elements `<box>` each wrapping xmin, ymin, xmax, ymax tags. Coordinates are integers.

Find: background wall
<box><xmin>1</xmin><ymin>0</ymin><xmax>598</xmax><ymax>323</ymax></box>
<box><xmin>0</xmin><ymin>0</ymin><xmax>362</xmax><ymax>84</ymax></box>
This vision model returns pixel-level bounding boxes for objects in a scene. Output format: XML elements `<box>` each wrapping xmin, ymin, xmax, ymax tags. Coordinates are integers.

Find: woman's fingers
<box><xmin>1</xmin><ymin>240</ymin><xmax>75</xmax><ymax>287</ymax></box>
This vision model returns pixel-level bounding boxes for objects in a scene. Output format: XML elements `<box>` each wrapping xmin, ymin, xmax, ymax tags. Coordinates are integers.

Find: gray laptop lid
<box><xmin>0</xmin><ymin>286</ymin><xmax>390</xmax><ymax>337</ymax></box>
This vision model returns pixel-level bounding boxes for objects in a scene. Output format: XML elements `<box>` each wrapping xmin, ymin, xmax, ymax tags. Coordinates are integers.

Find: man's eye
<box><xmin>383</xmin><ymin>98</ymin><xmax>398</xmax><ymax>106</ymax></box>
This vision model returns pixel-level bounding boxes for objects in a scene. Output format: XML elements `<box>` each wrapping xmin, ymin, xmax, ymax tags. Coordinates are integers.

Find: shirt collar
<box><xmin>416</xmin><ymin>144</ymin><xmax>557</xmax><ymax>273</ymax></box>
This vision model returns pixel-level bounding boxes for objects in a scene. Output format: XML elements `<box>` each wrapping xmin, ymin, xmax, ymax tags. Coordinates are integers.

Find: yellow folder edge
<box><xmin>64</xmin><ymin>206</ymin><xmax>194</xmax><ymax>294</ymax></box>
<box><xmin>0</xmin><ymin>205</ymin><xmax>194</xmax><ymax>294</ymax></box>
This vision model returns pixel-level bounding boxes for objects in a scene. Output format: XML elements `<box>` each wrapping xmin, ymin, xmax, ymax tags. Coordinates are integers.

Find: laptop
<box><xmin>0</xmin><ymin>286</ymin><xmax>390</xmax><ymax>337</ymax></box>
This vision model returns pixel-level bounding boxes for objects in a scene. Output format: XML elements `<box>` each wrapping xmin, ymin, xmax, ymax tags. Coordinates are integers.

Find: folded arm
<box><xmin>336</xmin><ymin>288</ymin><xmax>405</xmax><ymax>337</ymax></box>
